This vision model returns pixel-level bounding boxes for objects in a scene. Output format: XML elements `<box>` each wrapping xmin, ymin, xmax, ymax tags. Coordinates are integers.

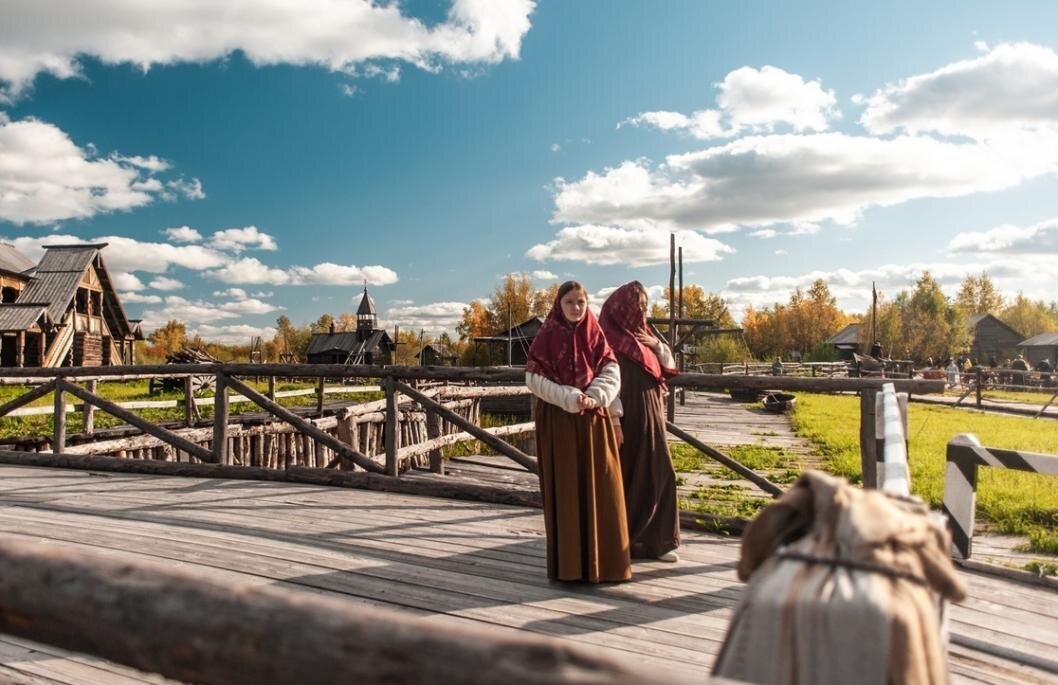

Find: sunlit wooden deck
<box><xmin>0</xmin><ymin>464</ymin><xmax>1056</xmax><ymax>684</ymax></box>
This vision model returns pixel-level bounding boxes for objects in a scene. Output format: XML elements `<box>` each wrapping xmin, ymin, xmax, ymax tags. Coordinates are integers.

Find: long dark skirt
<box><xmin>617</xmin><ymin>358</ymin><xmax>681</xmax><ymax>559</ymax></box>
<box><xmin>535</xmin><ymin>400</ymin><xmax>632</xmax><ymax>583</ymax></box>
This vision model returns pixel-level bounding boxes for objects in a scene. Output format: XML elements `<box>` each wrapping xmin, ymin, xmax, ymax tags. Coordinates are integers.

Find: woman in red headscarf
<box><xmin>599</xmin><ymin>281</ymin><xmax>681</xmax><ymax>562</ymax></box>
<box><xmin>526</xmin><ymin>280</ymin><xmax>631</xmax><ymax>583</ymax></box>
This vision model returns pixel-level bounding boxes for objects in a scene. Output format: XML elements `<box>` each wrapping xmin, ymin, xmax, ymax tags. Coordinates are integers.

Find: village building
<box><xmin>305</xmin><ymin>286</ymin><xmax>395</xmax><ymax>365</ymax></box>
<box><xmin>472</xmin><ymin>316</ymin><xmax>543</xmax><ymax>366</ymax></box>
<box><xmin>0</xmin><ymin>243</ymin><xmax>142</xmax><ymax>367</ymax></box>
<box><xmin>966</xmin><ymin>313</ymin><xmax>1024</xmax><ymax>363</ymax></box>
<box><xmin>1017</xmin><ymin>332</ymin><xmax>1058</xmax><ymax>368</ymax></box>
<box><xmin>824</xmin><ymin>322</ymin><xmax>863</xmax><ymax>360</ymax></box>
<box><xmin>415</xmin><ymin>343</ymin><xmax>458</xmax><ymax>367</ymax></box>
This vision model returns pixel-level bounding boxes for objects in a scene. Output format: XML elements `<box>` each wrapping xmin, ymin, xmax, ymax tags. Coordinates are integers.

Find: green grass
<box><xmin>791</xmin><ymin>392</ymin><xmax>1058</xmax><ymax>553</ymax></box>
<box><xmin>680</xmin><ymin>484</ymin><xmax>770</xmax><ymax>522</ymax></box>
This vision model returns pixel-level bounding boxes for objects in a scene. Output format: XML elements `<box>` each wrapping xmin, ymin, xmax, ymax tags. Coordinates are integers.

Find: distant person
<box><xmin>870</xmin><ymin>341</ymin><xmax>883</xmax><ymax>359</ymax></box>
<box><xmin>925</xmin><ymin>356</ymin><xmax>935</xmax><ymax>368</ymax></box>
<box><xmin>771</xmin><ymin>357</ymin><xmax>785</xmax><ymax>376</ymax></box>
<box><xmin>600</xmin><ymin>281</ymin><xmax>681</xmax><ymax>563</ymax></box>
<box><xmin>946</xmin><ymin>358</ymin><xmax>960</xmax><ymax>388</ymax></box>
<box><xmin>1012</xmin><ymin>355</ymin><xmax>1029</xmax><ymax>371</ymax></box>
<box><xmin>988</xmin><ymin>355</ymin><xmax>998</xmax><ymax>368</ymax></box>
<box><xmin>525</xmin><ymin>280</ymin><xmax>631</xmax><ymax>583</ymax></box>
<box><xmin>1037</xmin><ymin>358</ymin><xmax>1052</xmax><ymax>373</ymax></box>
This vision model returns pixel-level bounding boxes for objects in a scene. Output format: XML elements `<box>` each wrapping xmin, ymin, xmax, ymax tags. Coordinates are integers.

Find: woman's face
<box><xmin>560</xmin><ymin>288</ymin><xmax>588</xmax><ymax>324</ymax></box>
<box><xmin>637</xmin><ymin>291</ymin><xmax>648</xmax><ymax>315</ymax></box>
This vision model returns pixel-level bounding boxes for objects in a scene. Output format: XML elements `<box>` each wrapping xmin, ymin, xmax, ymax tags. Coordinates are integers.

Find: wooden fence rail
<box><xmin>0</xmin><ymin>534</ymin><xmax>689</xmax><ymax>685</ymax></box>
<box><xmin>0</xmin><ymin>364</ymin><xmax>945</xmax><ymax>496</ymax></box>
<box><xmin>943</xmin><ymin>434</ymin><xmax>1058</xmax><ymax>559</ymax></box>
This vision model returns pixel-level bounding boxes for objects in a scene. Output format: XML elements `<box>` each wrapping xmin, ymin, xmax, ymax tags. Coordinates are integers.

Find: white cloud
<box><xmin>110</xmin><ymin>272</ymin><xmax>144</xmax><ymax>290</ymax></box>
<box><xmin>531</xmin><ymin>270</ymin><xmax>558</xmax><ymax>280</ymax></box>
<box><xmin>209</xmin><ymin>226</ymin><xmax>278</xmax><ymax>252</ymax></box>
<box><xmin>622</xmin><ymin>65</ymin><xmax>837</xmax><ymax>140</ymax></box>
<box><xmin>164</xmin><ymin>177</ymin><xmax>205</xmax><ymax>201</ymax></box>
<box><xmin>118</xmin><ymin>292</ymin><xmax>162</xmax><ymax>304</ymax></box>
<box><xmin>527</xmin><ymin>225</ymin><xmax>734</xmax><ymax>267</ymax></box>
<box><xmin>3</xmin><ymin>234</ymin><xmax>227</xmax><ymax>274</ymax></box>
<box><xmin>339</xmin><ymin>83</ymin><xmax>359</xmax><ymax>97</ymax></box>
<box><xmin>550</xmin><ymin>143</ymin><xmax>561</xmax><ymax>152</ymax></box>
<box><xmin>861</xmin><ymin>42</ymin><xmax>1058</xmax><ymax>140</ymax></box>
<box><xmin>553</xmin><ymin>132</ymin><xmax>1058</xmax><ymax>233</ymax></box>
<box><xmin>219</xmin><ymin>297</ymin><xmax>282</xmax><ymax>315</ymax></box>
<box><xmin>288</xmin><ymin>262</ymin><xmax>399</xmax><ymax>286</ymax></box>
<box><xmin>0</xmin><ymin>0</ymin><xmax>536</xmax><ymax>99</ymax></box>
<box><xmin>148</xmin><ymin>276</ymin><xmax>183</xmax><ymax>291</ymax></box>
<box><xmin>187</xmin><ymin>323</ymin><xmax>278</xmax><ymax>345</ymax></box>
<box><xmin>0</xmin><ymin>117</ymin><xmax>202</xmax><ymax>224</ymax></box>
<box><xmin>948</xmin><ymin>217</ymin><xmax>1058</xmax><ymax>254</ymax></box>
<box><xmin>164</xmin><ymin>226</ymin><xmax>202</xmax><ymax>243</ymax></box>
<box><xmin>213</xmin><ymin>287</ymin><xmax>248</xmax><ymax>300</ymax></box>
<box><xmin>206</xmin><ymin>257</ymin><xmax>291</xmax><ymax>285</ymax></box>
<box><xmin>383</xmin><ymin>301</ymin><xmax>467</xmax><ymax>333</ymax></box>
<box><xmin>139</xmin><ymin>296</ymin><xmax>241</xmax><ymax>327</ymax></box>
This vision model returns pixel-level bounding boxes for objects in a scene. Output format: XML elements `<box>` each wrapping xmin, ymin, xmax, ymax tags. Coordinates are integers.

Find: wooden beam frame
<box><xmin>223</xmin><ymin>374</ymin><xmax>383</xmax><ymax>473</ymax></box>
<box><xmin>393</xmin><ymin>380</ymin><xmax>537</xmax><ymax>474</ymax></box>
<box><xmin>58</xmin><ymin>379</ymin><xmax>214</xmax><ymax>463</ymax></box>
<box><xmin>0</xmin><ymin>379</ymin><xmax>57</xmax><ymax>418</ymax></box>
<box><xmin>665</xmin><ymin>421</ymin><xmax>783</xmax><ymax>497</ymax></box>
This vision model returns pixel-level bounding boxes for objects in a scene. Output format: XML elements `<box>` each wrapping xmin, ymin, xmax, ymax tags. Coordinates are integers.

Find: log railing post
<box><xmin>426</xmin><ymin>409</ymin><xmax>444</xmax><ymax>475</ymax></box>
<box><xmin>316</xmin><ymin>377</ymin><xmax>325</xmax><ymax>417</ymax></box>
<box><xmin>975</xmin><ymin>368</ymin><xmax>983</xmax><ymax>408</ymax></box>
<box><xmin>859</xmin><ymin>389</ymin><xmax>878</xmax><ymax>488</ymax></box>
<box><xmin>53</xmin><ymin>380</ymin><xmax>66</xmax><ymax>455</ymax></box>
<box><xmin>213</xmin><ymin>373</ymin><xmax>229</xmax><ymax>465</ymax></box>
<box><xmin>83</xmin><ymin>380</ymin><xmax>96</xmax><ymax>435</ymax></box>
<box><xmin>384</xmin><ymin>375</ymin><xmax>399</xmax><ymax>477</ymax></box>
<box><xmin>184</xmin><ymin>375</ymin><xmax>195</xmax><ymax>427</ymax></box>
<box><xmin>267</xmin><ymin>376</ymin><xmax>276</xmax><ymax>402</ymax></box>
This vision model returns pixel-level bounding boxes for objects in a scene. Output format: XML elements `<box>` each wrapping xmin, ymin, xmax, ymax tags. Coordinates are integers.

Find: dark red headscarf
<box><xmin>525</xmin><ymin>292</ymin><xmax>617</xmax><ymax>392</ymax></box>
<box><xmin>599</xmin><ymin>281</ymin><xmax>679</xmax><ymax>386</ymax></box>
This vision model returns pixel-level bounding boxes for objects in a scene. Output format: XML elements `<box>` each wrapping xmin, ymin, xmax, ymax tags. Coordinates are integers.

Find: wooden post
<box><xmin>976</xmin><ymin>368</ymin><xmax>983</xmax><ymax>408</ymax></box>
<box><xmin>16</xmin><ymin>331</ymin><xmax>24</xmax><ymax>368</ymax></box>
<box><xmin>184</xmin><ymin>376</ymin><xmax>195</xmax><ymax>427</ymax></box>
<box><xmin>83</xmin><ymin>380</ymin><xmax>96</xmax><ymax>435</ymax></box>
<box><xmin>267</xmin><ymin>376</ymin><xmax>276</xmax><ymax>401</ymax></box>
<box><xmin>426</xmin><ymin>409</ymin><xmax>444</xmax><ymax>474</ymax></box>
<box><xmin>859</xmin><ymin>390</ymin><xmax>878</xmax><ymax>488</ymax></box>
<box><xmin>213</xmin><ymin>374</ymin><xmax>229</xmax><ymax>465</ymax></box>
<box><xmin>316</xmin><ymin>377</ymin><xmax>325</xmax><ymax>416</ymax></box>
<box><xmin>53</xmin><ymin>380</ymin><xmax>66</xmax><ymax>454</ymax></box>
<box><xmin>384</xmin><ymin>376</ymin><xmax>399</xmax><ymax>477</ymax></box>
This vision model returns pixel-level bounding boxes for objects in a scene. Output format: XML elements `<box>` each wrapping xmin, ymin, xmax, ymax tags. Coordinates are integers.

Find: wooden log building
<box><xmin>0</xmin><ymin>243</ymin><xmax>142</xmax><ymax>367</ymax></box>
<box><xmin>967</xmin><ymin>313</ymin><xmax>1024</xmax><ymax>363</ymax></box>
<box><xmin>472</xmin><ymin>316</ymin><xmax>543</xmax><ymax>366</ymax></box>
<box><xmin>306</xmin><ymin>286</ymin><xmax>395</xmax><ymax>365</ymax></box>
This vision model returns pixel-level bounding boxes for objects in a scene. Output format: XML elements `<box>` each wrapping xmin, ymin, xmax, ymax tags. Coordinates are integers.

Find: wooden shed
<box><xmin>824</xmin><ymin>322</ymin><xmax>862</xmax><ymax>360</ymax></box>
<box><xmin>967</xmin><ymin>313</ymin><xmax>1024</xmax><ymax>363</ymax></box>
<box><xmin>416</xmin><ymin>344</ymin><xmax>457</xmax><ymax>367</ymax></box>
<box><xmin>472</xmin><ymin>317</ymin><xmax>543</xmax><ymax>366</ymax></box>
<box><xmin>1017</xmin><ymin>332</ymin><xmax>1058</xmax><ymax>368</ymax></box>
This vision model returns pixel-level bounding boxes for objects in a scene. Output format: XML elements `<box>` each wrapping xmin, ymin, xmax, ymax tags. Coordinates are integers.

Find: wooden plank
<box><xmin>212</xmin><ymin>373</ymin><xmax>229</xmax><ymax>464</ymax></box>
<box><xmin>0</xmin><ymin>535</ymin><xmax>694</xmax><ymax>685</ymax></box>
<box><xmin>82</xmin><ymin>380</ymin><xmax>96</xmax><ymax>435</ymax></box>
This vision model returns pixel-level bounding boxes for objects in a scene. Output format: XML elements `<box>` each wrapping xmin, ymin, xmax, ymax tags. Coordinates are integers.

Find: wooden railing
<box><xmin>943</xmin><ymin>435</ymin><xmax>1058</xmax><ymax>559</ymax></box>
<box><xmin>0</xmin><ymin>364</ymin><xmax>945</xmax><ymax>503</ymax></box>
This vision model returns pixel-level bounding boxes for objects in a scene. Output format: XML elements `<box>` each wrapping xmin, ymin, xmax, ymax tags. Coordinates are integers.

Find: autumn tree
<box><xmin>273</xmin><ymin>315</ymin><xmax>312</xmax><ymax>361</ymax></box>
<box><xmin>740</xmin><ymin>280</ymin><xmax>851</xmax><ymax>360</ymax></box>
<box><xmin>147</xmin><ymin>320</ymin><xmax>187</xmax><ymax>358</ymax></box>
<box><xmin>1001</xmin><ymin>293</ymin><xmax>1058</xmax><ymax>338</ymax></box>
<box><xmin>393</xmin><ymin>328</ymin><xmax>435</xmax><ymax>366</ymax></box>
<box><xmin>955</xmin><ymin>272</ymin><xmax>1005</xmax><ymax>316</ymax></box>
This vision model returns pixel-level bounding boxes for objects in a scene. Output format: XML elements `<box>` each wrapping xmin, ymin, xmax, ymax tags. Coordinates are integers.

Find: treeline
<box><xmin>140</xmin><ymin>272</ymin><xmax>1058</xmax><ymax>367</ymax></box>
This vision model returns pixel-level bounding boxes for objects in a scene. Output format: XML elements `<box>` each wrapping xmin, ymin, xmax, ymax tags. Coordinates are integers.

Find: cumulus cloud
<box><xmin>0</xmin><ymin>0</ymin><xmax>536</xmax><ymax>99</ymax></box>
<box><xmin>164</xmin><ymin>178</ymin><xmax>205</xmax><ymax>201</ymax></box>
<box><xmin>148</xmin><ymin>276</ymin><xmax>183</xmax><ymax>291</ymax></box>
<box><xmin>860</xmin><ymin>42</ymin><xmax>1058</xmax><ymax>140</ymax></box>
<box><xmin>219</xmin><ymin>297</ymin><xmax>282</xmax><ymax>315</ymax></box>
<box><xmin>3</xmin><ymin>234</ymin><xmax>228</xmax><ymax>274</ymax></box>
<box><xmin>205</xmin><ymin>257</ymin><xmax>399</xmax><ymax>286</ymax></box>
<box><xmin>209</xmin><ymin>226</ymin><xmax>278</xmax><ymax>252</ymax></box>
<box><xmin>383</xmin><ymin>301</ymin><xmax>467</xmax><ymax>332</ymax></box>
<box><xmin>206</xmin><ymin>257</ymin><xmax>291</xmax><ymax>285</ymax></box>
<box><xmin>118</xmin><ymin>292</ymin><xmax>162</xmax><ymax>304</ymax></box>
<box><xmin>948</xmin><ymin>217</ymin><xmax>1058</xmax><ymax>254</ymax></box>
<box><xmin>527</xmin><ymin>225</ymin><xmax>733</xmax><ymax>266</ymax></box>
<box><xmin>531</xmin><ymin>270</ymin><xmax>558</xmax><ymax>280</ymax></box>
<box><xmin>186</xmin><ymin>323</ymin><xmax>278</xmax><ymax>345</ymax></box>
<box><xmin>165</xmin><ymin>226</ymin><xmax>202</xmax><ymax>243</ymax></box>
<box><xmin>0</xmin><ymin>117</ymin><xmax>203</xmax><ymax>224</ymax></box>
<box><xmin>110</xmin><ymin>272</ymin><xmax>145</xmax><ymax>290</ymax></box>
<box><xmin>553</xmin><ymin>132</ymin><xmax>1058</xmax><ymax>233</ymax></box>
<box><xmin>139</xmin><ymin>296</ymin><xmax>242</xmax><ymax>327</ymax></box>
<box><xmin>622</xmin><ymin>65</ymin><xmax>838</xmax><ymax>140</ymax></box>
<box><xmin>213</xmin><ymin>287</ymin><xmax>248</xmax><ymax>299</ymax></box>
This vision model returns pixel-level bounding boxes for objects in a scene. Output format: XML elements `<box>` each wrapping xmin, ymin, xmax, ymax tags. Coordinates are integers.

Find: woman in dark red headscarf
<box><xmin>526</xmin><ymin>280</ymin><xmax>631</xmax><ymax>583</ymax></box>
<box><xmin>599</xmin><ymin>281</ymin><xmax>681</xmax><ymax>562</ymax></box>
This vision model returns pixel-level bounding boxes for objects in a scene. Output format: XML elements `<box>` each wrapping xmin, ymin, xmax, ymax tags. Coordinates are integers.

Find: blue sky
<box><xmin>2</xmin><ymin>1</ymin><xmax>1058</xmax><ymax>342</ymax></box>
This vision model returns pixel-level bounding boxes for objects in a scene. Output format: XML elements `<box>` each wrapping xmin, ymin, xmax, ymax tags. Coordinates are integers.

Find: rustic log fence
<box><xmin>0</xmin><ymin>364</ymin><xmax>945</xmax><ymax>501</ymax></box>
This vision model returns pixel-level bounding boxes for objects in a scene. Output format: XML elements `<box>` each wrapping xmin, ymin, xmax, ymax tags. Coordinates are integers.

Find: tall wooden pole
<box><xmin>667</xmin><ymin>234</ymin><xmax>676</xmax><ymax>421</ymax></box>
<box><xmin>678</xmin><ymin>246</ymin><xmax>685</xmax><ymax>407</ymax></box>
<box><xmin>213</xmin><ymin>374</ymin><xmax>229</xmax><ymax>465</ymax></box>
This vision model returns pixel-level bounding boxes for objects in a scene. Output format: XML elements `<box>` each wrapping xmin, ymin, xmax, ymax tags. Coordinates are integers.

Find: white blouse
<box><xmin>527</xmin><ymin>362</ymin><xmax>622</xmax><ymax>416</ymax></box>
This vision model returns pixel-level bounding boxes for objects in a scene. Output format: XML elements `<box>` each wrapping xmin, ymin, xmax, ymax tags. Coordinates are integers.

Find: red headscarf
<box><xmin>525</xmin><ymin>290</ymin><xmax>617</xmax><ymax>392</ymax></box>
<box><xmin>599</xmin><ymin>281</ymin><xmax>679</xmax><ymax>386</ymax></box>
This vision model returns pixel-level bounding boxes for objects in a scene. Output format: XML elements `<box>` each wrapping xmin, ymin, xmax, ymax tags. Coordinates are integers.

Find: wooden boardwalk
<box><xmin>0</xmin><ymin>465</ymin><xmax>1056</xmax><ymax>684</ymax></box>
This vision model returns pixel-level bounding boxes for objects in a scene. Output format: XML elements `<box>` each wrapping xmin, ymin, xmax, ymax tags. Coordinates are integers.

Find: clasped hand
<box><xmin>576</xmin><ymin>393</ymin><xmax>598</xmax><ymax>413</ymax></box>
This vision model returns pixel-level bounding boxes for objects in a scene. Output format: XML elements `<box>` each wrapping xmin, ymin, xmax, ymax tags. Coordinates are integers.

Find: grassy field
<box><xmin>0</xmin><ymin>379</ymin><xmax>383</xmax><ymax>441</ymax></box>
<box><xmin>790</xmin><ymin>393</ymin><xmax>1058</xmax><ymax>554</ymax></box>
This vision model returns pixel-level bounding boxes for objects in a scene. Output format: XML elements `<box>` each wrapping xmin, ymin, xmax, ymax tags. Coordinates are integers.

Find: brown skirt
<box><xmin>535</xmin><ymin>400</ymin><xmax>632</xmax><ymax>583</ymax></box>
<box><xmin>617</xmin><ymin>358</ymin><xmax>681</xmax><ymax>559</ymax></box>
